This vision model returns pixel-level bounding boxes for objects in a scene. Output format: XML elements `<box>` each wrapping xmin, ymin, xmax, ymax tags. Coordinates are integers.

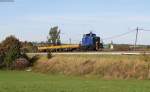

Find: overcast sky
<box><xmin>0</xmin><ymin>0</ymin><xmax>150</xmax><ymax>44</ymax></box>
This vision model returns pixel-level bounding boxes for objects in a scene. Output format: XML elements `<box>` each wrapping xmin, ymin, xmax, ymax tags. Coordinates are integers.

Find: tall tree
<box><xmin>48</xmin><ymin>26</ymin><xmax>61</xmax><ymax>45</ymax></box>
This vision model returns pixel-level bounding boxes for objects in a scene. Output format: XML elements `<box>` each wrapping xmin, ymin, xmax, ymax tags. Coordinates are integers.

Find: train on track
<box><xmin>38</xmin><ymin>32</ymin><xmax>103</xmax><ymax>52</ymax></box>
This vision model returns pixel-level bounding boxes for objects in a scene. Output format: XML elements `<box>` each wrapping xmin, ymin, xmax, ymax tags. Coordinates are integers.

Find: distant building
<box><xmin>110</xmin><ymin>41</ymin><xmax>114</xmax><ymax>50</ymax></box>
<box><xmin>110</xmin><ymin>44</ymin><xmax>114</xmax><ymax>50</ymax></box>
<box><xmin>103</xmin><ymin>41</ymin><xmax>114</xmax><ymax>50</ymax></box>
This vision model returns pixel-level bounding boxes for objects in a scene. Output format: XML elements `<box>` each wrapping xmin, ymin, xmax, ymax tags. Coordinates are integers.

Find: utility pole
<box><xmin>134</xmin><ymin>27</ymin><xmax>139</xmax><ymax>50</ymax></box>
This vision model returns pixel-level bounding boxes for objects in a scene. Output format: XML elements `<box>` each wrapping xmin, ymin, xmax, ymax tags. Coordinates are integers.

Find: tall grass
<box><xmin>33</xmin><ymin>54</ymin><xmax>150</xmax><ymax>79</ymax></box>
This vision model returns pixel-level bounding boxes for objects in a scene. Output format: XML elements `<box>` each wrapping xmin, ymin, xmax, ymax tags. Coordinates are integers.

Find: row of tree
<box><xmin>0</xmin><ymin>26</ymin><xmax>61</xmax><ymax>69</ymax></box>
<box><xmin>0</xmin><ymin>36</ymin><xmax>39</xmax><ymax>69</ymax></box>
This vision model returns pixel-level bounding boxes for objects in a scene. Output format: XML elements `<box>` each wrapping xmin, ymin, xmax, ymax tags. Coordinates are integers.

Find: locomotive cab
<box><xmin>81</xmin><ymin>32</ymin><xmax>103</xmax><ymax>51</ymax></box>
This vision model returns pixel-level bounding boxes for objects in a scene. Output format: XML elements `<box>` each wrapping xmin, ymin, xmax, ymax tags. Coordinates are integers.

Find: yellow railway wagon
<box><xmin>38</xmin><ymin>44</ymin><xmax>80</xmax><ymax>52</ymax></box>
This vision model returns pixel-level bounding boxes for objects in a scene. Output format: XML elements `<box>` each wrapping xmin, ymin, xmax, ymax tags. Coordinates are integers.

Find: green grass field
<box><xmin>1</xmin><ymin>71</ymin><xmax>150</xmax><ymax>92</ymax></box>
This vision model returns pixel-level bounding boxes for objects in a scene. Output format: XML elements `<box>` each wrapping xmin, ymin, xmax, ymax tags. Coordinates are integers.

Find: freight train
<box><xmin>38</xmin><ymin>32</ymin><xmax>103</xmax><ymax>52</ymax></box>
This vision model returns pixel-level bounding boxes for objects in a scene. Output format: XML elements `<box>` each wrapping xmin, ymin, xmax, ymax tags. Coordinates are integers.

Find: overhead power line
<box><xmin>103</xmin><ymin>30</ymin><xmax>135</xmax><ymax>40</ymax></box>
<box><xmin>141</xmin><ymin>29</ymin><xmax>150</xmax><ymax>32</ymax></box>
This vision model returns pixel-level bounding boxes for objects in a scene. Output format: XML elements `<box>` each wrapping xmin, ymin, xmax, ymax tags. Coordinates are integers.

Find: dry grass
<box><xmin>33</xmin><ymin>54</ymin><xmax>150</xmax><ymax>79</ymax></box>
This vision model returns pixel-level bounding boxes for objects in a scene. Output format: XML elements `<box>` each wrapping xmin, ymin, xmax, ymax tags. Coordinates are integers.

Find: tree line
<box><xmin>0</xmin><ymin>26</ymin><xmax>61</xmax><ymax>69</ymax></box>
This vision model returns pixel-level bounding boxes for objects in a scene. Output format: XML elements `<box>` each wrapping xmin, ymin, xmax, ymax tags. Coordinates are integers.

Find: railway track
<box><xmin>27</xmin><ymin>51</ymin><xmax>150</xmax><ymax>56</ymax></box>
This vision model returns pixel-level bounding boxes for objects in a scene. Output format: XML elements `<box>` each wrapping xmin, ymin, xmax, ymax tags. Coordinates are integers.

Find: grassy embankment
<box><xmin>1</xmin><ymin>71</ymin><xmax>150</xmax><ymax>92</ymax></box>
<box><xmin>33</xmin><ymin>54</ymin><xmax>150</xmax><ymax>79</ymax></box>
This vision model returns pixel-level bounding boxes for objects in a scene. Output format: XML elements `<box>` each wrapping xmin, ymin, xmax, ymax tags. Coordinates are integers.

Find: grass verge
<box><xmin>1</xmin><ymin>71</ymin><xmax>150</xmax><ymax>92</ymax></box>
<box><xmin>33</xmin><ymin>54</ymin><xmax>150</xmax><ymax>79</ymax></box>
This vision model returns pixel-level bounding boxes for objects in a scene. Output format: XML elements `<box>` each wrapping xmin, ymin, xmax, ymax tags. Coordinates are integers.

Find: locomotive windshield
<box><xmin>85</xmin><ymin>32</ymin><xmax>96</xmax><ymax>37</ymax></box>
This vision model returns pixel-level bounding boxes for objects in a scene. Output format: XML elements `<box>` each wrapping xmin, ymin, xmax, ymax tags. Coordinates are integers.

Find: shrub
<box><xmin>0</xmin><ymin>51</ymin><xmax>5</xmax><ymax>68</ymax></box>
<box><xmin>0</xmin><ymin>35</ymin><xmax>29</xmax><ymax>69</ymax></box>
<box><xmin>29</xmin><ymin>55</ymin><xmax>40</xmax><ymax>66</ymax></box>
<box><xmin>1</xmin><ymin>36</ymin><xmax>21</xmax><ymax>50</ymax></box>
<box><xmin>47</xmin><ymin>51</ymin><xmax>53</xmax><ymax>59</ymax></box>
<box><xmin>4</xmin><ymin>44</ymin><xmax>21</xmax><ymax>69</ymax></box>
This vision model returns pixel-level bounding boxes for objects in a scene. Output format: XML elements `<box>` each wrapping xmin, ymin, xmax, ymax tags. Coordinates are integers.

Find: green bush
<box><xmin>0</xmin><ymin>35</ymin><xmax>39</xmax><ymax>69</ymax></box>
<box><xmin>0</xmin><ymin>51</ymin><xmax>5</xmax><ymax>68</ymax></box>
<box><xmin>0</xmin><ymin>36</ymin><xmax>24</xmax><ymax>69</ymax></box>
<box><xmin>4</xmin><ymin>43</ymin><xmax>21</xmax><ymax>69</ymax></box>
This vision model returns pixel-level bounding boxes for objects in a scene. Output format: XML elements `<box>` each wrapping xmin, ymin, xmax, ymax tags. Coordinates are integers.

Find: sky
<box><xmin>0</xmin><ymin>0</ymin><xmax>150</xmax><ymax>44</ymax></box>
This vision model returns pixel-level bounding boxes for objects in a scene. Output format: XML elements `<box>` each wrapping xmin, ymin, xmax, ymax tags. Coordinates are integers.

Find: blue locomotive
<box><xmin>38</xmin><ymin>32</ymin><xmax>103</xmax><ymax>52</ymax></box>
<box><xmin>81</xmin><ymin>32</ymin><xmax>103</xmax><ymax>51</ymax></box>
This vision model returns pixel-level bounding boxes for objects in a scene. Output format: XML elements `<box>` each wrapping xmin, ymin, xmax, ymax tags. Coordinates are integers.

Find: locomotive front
<box><xmin>81</xmin><ymin>32</ymin><xmax>103</xmax><ymax>51</ymax></box>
